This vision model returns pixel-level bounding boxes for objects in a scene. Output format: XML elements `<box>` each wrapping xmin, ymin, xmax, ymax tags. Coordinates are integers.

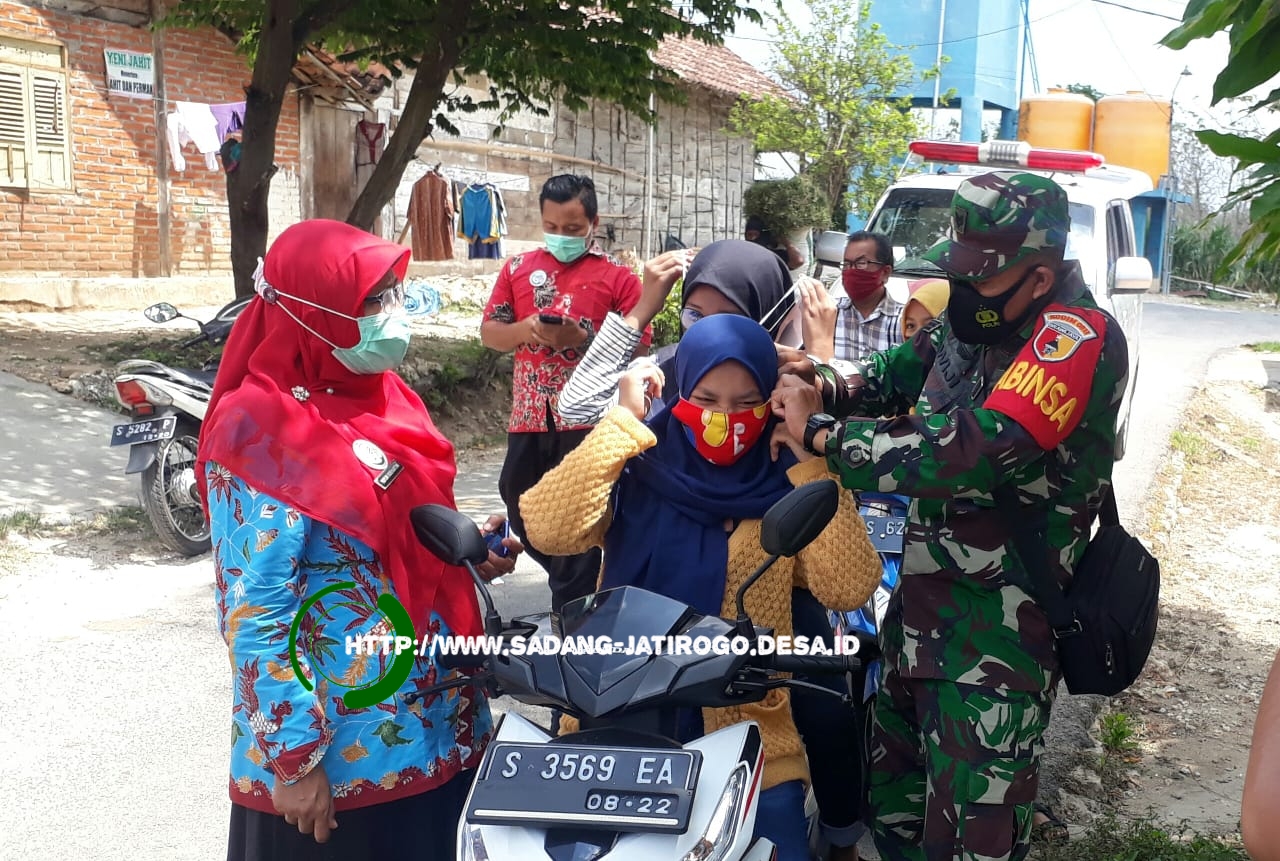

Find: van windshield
<box><xmin>866</xmin><ymin>186</ymin><xmax>1094</xmax><ymax>277</ymax></box>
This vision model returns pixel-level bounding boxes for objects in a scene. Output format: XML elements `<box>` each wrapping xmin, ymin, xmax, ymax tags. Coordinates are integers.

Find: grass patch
<box><xmin>1100</xmin><ymin>711</ymin><xmax>1140</xmax><ymax>758</ymax></box>
<box><xmin>82</xmin><ymin>506</ymin><xmax>150</xmax><ymax>535</ymax></box>
<box><xmin>1098</xmin><ymin>709</ymin><xmax>1143</xmax><ymax>790</ymax></box>
<box><xmin>1245</xmin><ymin>341</ymin><xmax>1280</xmax><ymax>353</ymax></box>
<box><xmin>1031</xmin><ymin>814</ymin><xmax>1246</xmax><ymax>860</ymax></box>
<box><xmin>1171</xmin><ymin>430</ymin><xmax>1208</xmax><ymax>459</ymax></box>
<box><xmin>0</xmin><ymin>510</ymin><xmax>48</xmax><ymax>540</ymax></box>
<box><xmin>401</xmin><ymin>336</ymin><xmax>511</xmax><ymax>414</ymax></box>
<box><xmin>90</xmin><ymin>333</ymin><xmax>220</xmax><ymax>370</ymax></box>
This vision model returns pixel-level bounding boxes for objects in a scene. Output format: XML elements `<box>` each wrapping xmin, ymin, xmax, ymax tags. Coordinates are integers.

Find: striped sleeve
<box><xmin>556</xmin><ymin>312</ymin><xmax>644</xmax><ymax>427</ymax></box>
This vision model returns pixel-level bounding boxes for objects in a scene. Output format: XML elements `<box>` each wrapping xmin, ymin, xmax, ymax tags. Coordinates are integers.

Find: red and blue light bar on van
<box><xmin>908</xmin><ymin>140</ymin><xmax>1105</xmax><ymax>172</ymax></box>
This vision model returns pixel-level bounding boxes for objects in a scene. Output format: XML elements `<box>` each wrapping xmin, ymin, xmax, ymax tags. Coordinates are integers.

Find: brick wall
<box><xmin>0</xmin><ymin>0</ymin><xmax>301</xmax><ymax>277</ymax></box>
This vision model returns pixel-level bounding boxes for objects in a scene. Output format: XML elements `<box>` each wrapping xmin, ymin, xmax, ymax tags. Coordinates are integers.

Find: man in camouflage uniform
<box><xmin>772</xmin><ymin>171</ymin><xmax>1129</xmax><ymax>860</ymax></box>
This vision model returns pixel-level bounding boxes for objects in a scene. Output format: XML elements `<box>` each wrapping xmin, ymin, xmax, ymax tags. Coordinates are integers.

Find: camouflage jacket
<box><xmin>816</xmin><ymin>262</ymin><xmax>1129</xmax><ymax>692</ymax></box>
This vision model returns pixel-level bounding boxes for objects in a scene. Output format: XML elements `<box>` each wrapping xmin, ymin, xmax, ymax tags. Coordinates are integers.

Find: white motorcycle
<box><xmin>408</xmin><ymin>481</ymin><xmax>859</xmax><ymax>861</ymax></box>
<box><xmin>108</xmin><ymin>298</ymin><xmax>248</xmax><ymax>555</ymax></box>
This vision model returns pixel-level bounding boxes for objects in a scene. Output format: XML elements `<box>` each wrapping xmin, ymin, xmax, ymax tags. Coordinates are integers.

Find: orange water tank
<box><xmin>1093</xmin><ymin>91</ymin><xmax>1172</xmax><ymax>185</ymax></box>
<box><xmin>1018</xmin><ymin>88</ymin><xmax>1094</xmax><ymax>151</ymax></box>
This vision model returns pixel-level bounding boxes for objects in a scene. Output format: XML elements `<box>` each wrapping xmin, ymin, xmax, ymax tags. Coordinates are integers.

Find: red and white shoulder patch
<box><xmin>1031</xmin><ymin>311</ymin><xmax>1099</xmax><ymax>362</ymax></box>
<box><xmin>984</xmin><ymin>306</ymin><xmax>1109</xmax><ymax>450</ymax></box>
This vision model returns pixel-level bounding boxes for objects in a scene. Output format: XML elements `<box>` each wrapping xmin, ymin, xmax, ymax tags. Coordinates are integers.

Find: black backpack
<box><xmin>994</xmin><ymin>485</ymin><xmax>1160</xmax><ymax>696</ymax></box>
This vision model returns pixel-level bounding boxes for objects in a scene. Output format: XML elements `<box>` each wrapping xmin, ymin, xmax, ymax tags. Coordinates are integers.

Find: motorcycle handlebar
<box><xmin>437</xmin><ymin>651</ymin><xmax>486</xmax><ymax>671</ymax></box>
<box><xmin>179</xmin><ymin>331</ymin><xmax>210</xmax><ymax>349</ymax></box>
<box><xmin>764</xmin><ymin>652</ymin><xmax>860</xmax><ymax>675</ymax></box>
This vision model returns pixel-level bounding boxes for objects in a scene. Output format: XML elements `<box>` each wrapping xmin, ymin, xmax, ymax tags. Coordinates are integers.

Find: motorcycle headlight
<box><xmin>460</xmin><ymin>823</ymin><xmax>490</xmax><ymax>861</ymax></box>
<box><xmin>680</xmin><ymin>763</ymin><xmax>751</xmax><ymax>861</ymax></box>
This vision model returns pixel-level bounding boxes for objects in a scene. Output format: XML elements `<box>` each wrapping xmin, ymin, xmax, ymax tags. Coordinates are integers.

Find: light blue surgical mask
<box><xmin>254</xmin><ymin>276</ymin><xmax>412</xmax><ymax>375</ymax></box>
<box><xmin>331</xmin><ymin>312</ymin><xmax>411</xmax><ymax>374</ymax></box>
<box><xmin>545</xmin><ymin>232</ymin><xmax>590</xmax><ymax>264</ymax></box>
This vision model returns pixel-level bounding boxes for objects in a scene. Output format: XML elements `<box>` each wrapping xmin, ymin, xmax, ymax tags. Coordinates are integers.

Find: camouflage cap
<box><xmin>923</xmin><ymin>171</ymin><xmax>1070</xmax><ymax>280</ymax></box>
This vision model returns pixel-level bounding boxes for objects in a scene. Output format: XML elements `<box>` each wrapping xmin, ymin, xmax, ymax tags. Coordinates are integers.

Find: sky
<box><xmin>720</xmin><ymin>0</ymin><xmax>1267</xmax><ymax>136</ymax></box>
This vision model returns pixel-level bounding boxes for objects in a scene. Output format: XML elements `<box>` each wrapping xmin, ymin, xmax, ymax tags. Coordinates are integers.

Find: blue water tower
<box><xmin>845</xmin><ymin>0</ymin><xmax>1027</xmax><ymax>230</ymax></box>
<box><xmin>875</xmin><ymin>0</ymin><xmax>1026</xmax><ymax>141</ymax></box>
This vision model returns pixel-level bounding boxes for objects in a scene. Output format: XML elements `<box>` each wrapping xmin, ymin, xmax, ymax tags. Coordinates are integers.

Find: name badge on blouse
<box><xmin>354</xmin><ymin>440</ymin><xmax>402</xmax><ymax>489</ymax></box>
<box><xmin>529</xmin><ymin>270</ymin><xmax>548</xmax><ymax>288</ymax></box>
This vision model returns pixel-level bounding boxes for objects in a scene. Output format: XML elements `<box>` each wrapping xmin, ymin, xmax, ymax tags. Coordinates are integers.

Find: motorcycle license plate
<box><xmin>466</xmin><ymin>742</ymin><xmax>700</xmax><ymax>833</ymax></box>
<box><xmin>864</xmin><ymin>513</ymin><xmax>906</xmax><ymax>555</ymax></box>
<box><xmin>109</xmin><ymin>415</ymin><xmax>177</xmax><ymax>446</ymax></box>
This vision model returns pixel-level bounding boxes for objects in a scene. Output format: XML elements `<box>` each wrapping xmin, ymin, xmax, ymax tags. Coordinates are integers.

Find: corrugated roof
<box><xmin>654</xmin><ymin>36</ymin><xmax>786</xmax><ymax>101</ymax></box>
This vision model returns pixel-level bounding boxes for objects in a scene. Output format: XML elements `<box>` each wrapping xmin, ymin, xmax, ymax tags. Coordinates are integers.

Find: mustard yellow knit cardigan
<box><xmin>518</xmin><ymin>406</ymin><xmax>882</xmax><ymax>792</ymax></box>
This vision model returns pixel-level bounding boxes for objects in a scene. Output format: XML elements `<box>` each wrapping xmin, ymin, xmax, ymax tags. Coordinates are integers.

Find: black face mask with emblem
<box><xmin>946</xmin><ymin>267</ymin><xmax>1047</xmax><ymax>346</ymax></box>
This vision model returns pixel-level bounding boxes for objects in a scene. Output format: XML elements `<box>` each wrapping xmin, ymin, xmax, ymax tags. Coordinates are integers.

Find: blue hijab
<box><xmin>601</xmin><ymin>314</ymin><xmax>799</xmax><ymax>616</ymax></box>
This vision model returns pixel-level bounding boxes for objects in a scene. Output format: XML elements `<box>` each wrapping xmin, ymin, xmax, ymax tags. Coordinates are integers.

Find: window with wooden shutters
<box><xmin>0</xmin><ymin>37</ymin><xmax>71</xmax><ymax>191</ymax></box>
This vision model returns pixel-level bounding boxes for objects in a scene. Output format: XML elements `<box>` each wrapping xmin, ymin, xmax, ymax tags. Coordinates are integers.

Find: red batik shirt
<box><xmin>484</xmin><ymin>246</ymin><xmax>648</xmax><ymax>433</ymax></box>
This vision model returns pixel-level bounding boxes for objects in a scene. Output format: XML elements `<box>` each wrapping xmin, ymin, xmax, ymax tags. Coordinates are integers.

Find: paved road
<box><xmin>0</xmin><ymin>297</ymin><xmax>1275</xmax><ymax>860</ymax></box>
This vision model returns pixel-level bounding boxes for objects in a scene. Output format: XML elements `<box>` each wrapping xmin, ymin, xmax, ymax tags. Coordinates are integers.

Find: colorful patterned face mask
<box><xmin>671</xmin><ymin>399</ymin><xmax>771</xmax><ymax>466</ymax></box>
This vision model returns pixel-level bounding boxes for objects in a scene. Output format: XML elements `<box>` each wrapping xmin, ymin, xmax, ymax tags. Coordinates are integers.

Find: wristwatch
<box><xmin>803</xmin><ymin>412</ymin><xmax>838</xmax><ymax>456</ymax></box>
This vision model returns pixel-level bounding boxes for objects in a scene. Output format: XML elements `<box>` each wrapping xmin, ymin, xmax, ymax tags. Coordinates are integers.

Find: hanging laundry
<box><xmin>405</xmin><ymin>169</ymin><xmax>454</xmax><ymax>261</ymax></box>
<box><xmin>209</xmin><ymin>102</ymin><xmax>246</xmax><ymax>144</ymax></box>
<box><xmin>355</xmin><ymin>120</ymin><xmax>385</xmax><ymax>167</ymax></box>
<box><xmin>456</xmin><ymin>182</ymin><xmax>509</xmax><ymax>260</ymax></box>
<box><xmin>166</xmin><ymin>103</ymin><xmax>220</xmax><ymax>172</ymax></box>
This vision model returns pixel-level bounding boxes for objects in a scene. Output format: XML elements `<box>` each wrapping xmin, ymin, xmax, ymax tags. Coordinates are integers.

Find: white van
<box><xmin>837</xmin><ymin>140</ymin><xmax>1156</xmax><ymax>459</ymax></box>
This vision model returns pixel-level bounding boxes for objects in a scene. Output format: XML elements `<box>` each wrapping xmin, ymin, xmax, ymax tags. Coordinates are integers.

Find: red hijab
<box><xmin>196</xmin><ymin>219</ymin><xmax>481</xmax><ymax>638</ymax></box>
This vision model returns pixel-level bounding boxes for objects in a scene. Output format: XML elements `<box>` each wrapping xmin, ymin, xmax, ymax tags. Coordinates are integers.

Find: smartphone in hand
<box><xmin>537</xmin><ymin>313</ymin><xmax>565</xmax><ymax>325</ymax></box>
<box><xmin>484</xmin><ymin>519</ymin><xmax>511</xmax><ymax>558</ymax></box>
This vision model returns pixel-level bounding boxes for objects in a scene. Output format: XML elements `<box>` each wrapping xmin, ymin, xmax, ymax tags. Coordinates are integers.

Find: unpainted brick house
<box><xmin>1</xmin><ymin>0</ymin><xmax>781</xmax><ymax>280</ymax></box>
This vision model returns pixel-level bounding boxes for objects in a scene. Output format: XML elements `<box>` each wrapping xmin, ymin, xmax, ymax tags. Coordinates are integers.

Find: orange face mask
<box><xmin>671</xmin><ymin>399</ymin><xmax>771</xmax><ymax>466</ymax></box>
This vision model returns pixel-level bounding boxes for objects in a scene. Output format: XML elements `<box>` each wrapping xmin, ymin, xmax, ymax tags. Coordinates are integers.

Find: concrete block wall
<box><xmin>0</xmin><ymin>0</ymin><xmax>302</xmax><ymax>278</ymax></box>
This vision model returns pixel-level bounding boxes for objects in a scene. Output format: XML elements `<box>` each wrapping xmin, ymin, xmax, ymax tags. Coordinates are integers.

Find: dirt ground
<box><xmin>1113</xmin><ymin>370</ymin><xmax>1280</xmax><ymax>835</ymax></box>
<box><xmin>0</xmin><ymin>289</ymin><xmax>514</xmax><ymax>459</ymax></box>
<box><xmin>4</xmin><ymin>301</ymin><xmax>1279</xmax><ymax>846</ymax></box>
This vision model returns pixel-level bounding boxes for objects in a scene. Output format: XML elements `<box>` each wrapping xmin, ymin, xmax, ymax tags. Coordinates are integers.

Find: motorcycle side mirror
<box><xmin>760</xmin><ymin>479</ymin><xmax>839</xmax><ymax>558</ymax></box>
<box><xmin>144</xmin><ymin>302</ymin><xmax>182</xmax><ymax>324</ymax></box>
<box><xmin>733</xmin><ymin>480</ymin><xmax>840</xmax><ymax>638</ymax></box>
<box><xmin>410</xmin><ymin>504</ymin><xmax>503</xmax><ymax>637</ymax></box>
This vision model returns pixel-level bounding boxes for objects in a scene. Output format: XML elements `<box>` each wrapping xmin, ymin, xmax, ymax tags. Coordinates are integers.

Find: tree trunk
<box><xmin>226</xmin><ymin>0</ymin><xmax>302</xmax><ymax>297</ymax></box>
<box><xmin>346</xmin><ymin>10</ymin><xmax>467</xmax><ymax>232</ymax></box>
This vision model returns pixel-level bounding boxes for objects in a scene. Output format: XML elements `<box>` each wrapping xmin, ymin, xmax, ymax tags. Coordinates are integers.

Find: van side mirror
<box><xmin>1111</xmin><ymin>256</ymin><xmax>1154</xmax><ymax>295</ymax></box>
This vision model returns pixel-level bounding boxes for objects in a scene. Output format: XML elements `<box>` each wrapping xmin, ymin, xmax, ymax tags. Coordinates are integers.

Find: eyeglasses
<box><xmin>680</xmin><ymin>307</ymin><xmax>704</xmax><ymax>330</ymax></box>
<box><xmin>366</xmin><ymin>282</ymin><xmax>406</xmax><ymax>315</ymax></box>
<box><xmin>840</xmin><ymin>258</ymin><xmax>889</xmax><ymax>272</ymax></box>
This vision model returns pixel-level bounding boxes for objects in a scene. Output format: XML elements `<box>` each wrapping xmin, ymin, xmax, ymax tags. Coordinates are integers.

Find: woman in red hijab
<box><xmin>197</xmin><ymin>220</ymin><xmax>520</xmax><ymax>861</ymax></box>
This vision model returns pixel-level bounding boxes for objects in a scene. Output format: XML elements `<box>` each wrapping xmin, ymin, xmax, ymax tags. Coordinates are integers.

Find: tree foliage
<box><xmin>729</xmin><ymin>0</ymin><xmax>928</xmax><ymax>226</ymax></box>
<box><xmin>1161</xmin><ymin>0</ymin><xmax>1280</xmax><ymax>272</ymax></box>
<box><xmin>162</xmin><ymin>0</ymin><xmax>763</xmax><ymax>296</ymax></box>
<box><xmin>742</xmin><ymin>174</ymin><xmax>830</xmax><ymax>236</ymax></box>
<box><xmin>1059</xmin><ymin>82</ymin><xmax>1105</xmax><ymax>102</ymax></box>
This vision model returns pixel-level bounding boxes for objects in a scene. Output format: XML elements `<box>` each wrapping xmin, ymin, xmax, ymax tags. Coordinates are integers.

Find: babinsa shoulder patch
<box><xmin>984</xmin><ymin>305</ymin><xmax>1108</xmax><ymax>450</ymax></box>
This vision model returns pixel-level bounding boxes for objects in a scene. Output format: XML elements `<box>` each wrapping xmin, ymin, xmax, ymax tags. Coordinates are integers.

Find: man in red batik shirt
<box><xmin>481</xmin><ymin>174</ymin><xmax>650</xmax><ymax>612</ymax></box>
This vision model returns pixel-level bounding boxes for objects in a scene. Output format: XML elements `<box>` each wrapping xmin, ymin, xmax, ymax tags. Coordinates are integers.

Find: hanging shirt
<box><xmin>406</xmin><ymin>171</ymin><xmax>454</xmax><ymax>261</ymax></box>
<box><xmin>209</xmin><ymin>102</ymin><xmax>246</xmax><ymax>144</ymax></box>
<box><xmin>483</xmin><ymin>247</ymin><xmax>647</xmax><ymax>433</ymax></box>
<box><xmin>166</xmin><ymin>109</ymin><xmax>219</xmax><ymax>171</ymax></box>
<box><xmin>458</xmin><ymin>185</ymin><xmax>498</xmax><ymax>243</ymax></box>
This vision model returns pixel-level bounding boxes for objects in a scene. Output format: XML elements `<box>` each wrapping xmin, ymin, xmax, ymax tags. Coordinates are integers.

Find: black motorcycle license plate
<box><xmin>109</xmin><ymin>415</ymin><xmax>177</xmax><ymax>446</ymax></box>
<box><xmin>466</xmin><ymin>742</ymin><xmax>700</xmax><ymax>833</ymax></box>
<box><xmin>864</xmin><ymin>513</ymin><xmax>906</xmax><ymax>554</ymax></box>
